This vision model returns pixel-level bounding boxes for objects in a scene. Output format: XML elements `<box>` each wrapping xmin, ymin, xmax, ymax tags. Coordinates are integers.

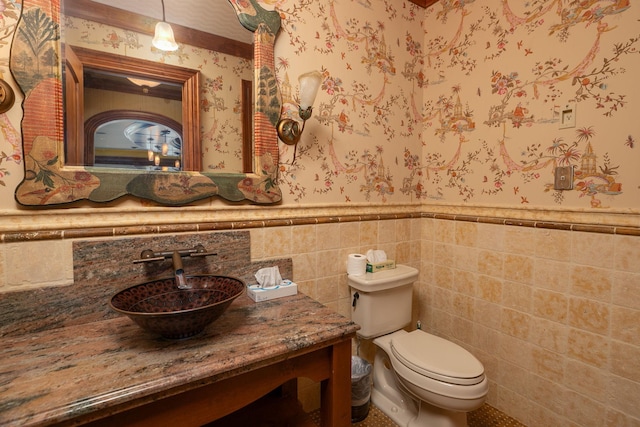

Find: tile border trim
<box><xmin>2</xmin><ymin>211</ymin><xmax>638</xmax><ymax>243</ymax></box>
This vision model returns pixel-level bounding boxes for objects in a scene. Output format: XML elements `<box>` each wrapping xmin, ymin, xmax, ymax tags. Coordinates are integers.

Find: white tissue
<box><xmin>366</xmin><ymin>249</ymin><xmax>387</xmax><ymax>263</ymax></box>
<box><xmin>254</xmin><ymin>266</ymin><xmax>283</xmax><ymax>288</ymax></box>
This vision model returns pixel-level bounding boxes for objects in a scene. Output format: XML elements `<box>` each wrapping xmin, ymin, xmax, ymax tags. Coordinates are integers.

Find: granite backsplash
<box><xmin>0</xmin><ymin>231</ymin><xmax>292</xmax><ymax>337</ymax></box>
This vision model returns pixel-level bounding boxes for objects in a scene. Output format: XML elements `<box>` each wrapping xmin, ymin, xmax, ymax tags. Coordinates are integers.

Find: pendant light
<box><xmin>152</xmin><ymin>0</ymin><xmax>178</xmax><ymax>52</ymax></box>
<box><xmin>161</xmin><ymin>129</ymin><xmax>170</xmax><ymax>156</ymax></box>
<box><xmin>147</xmin><ymin>135</ymin><xmax>154</xmax><ymax>162</ymax></box>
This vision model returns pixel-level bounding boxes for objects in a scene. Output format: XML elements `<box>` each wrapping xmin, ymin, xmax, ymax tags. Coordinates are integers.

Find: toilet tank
<box><xmin>348</xmin><ymin>265</ymin><xmax>419</xmax><ymax>339</ymax></box>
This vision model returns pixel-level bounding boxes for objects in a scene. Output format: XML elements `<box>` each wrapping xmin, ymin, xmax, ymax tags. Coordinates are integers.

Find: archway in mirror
<box><xmin>85</xmin><ymin>111</ymin><xmax>183</xmax><ymax>170</ymax></box>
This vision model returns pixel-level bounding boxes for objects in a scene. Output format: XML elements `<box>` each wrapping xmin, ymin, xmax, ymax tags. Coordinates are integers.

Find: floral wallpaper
<box><xmin>0</xmin><ymin>0</ymin><xmax>22</xmax><ymax>190</ymax></box>
<box><xmin>0</xmin><ymin>0</ymin><xmax>638</xmax><ymax>213</ymax></box>
<box><xmin>275</xmin><ymin>0</ymin><xmax>638</xmax><ymax>210</ymax></box>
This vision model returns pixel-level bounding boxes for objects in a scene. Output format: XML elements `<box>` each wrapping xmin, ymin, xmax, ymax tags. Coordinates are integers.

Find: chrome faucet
<box><xmin>134</xmin><ymin>245</ymin><xmax>217</xmax><ymax>289</ymax></box>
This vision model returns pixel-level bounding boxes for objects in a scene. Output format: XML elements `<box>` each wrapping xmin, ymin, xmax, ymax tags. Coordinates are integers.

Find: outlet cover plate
<box><xmin>559</xmin><ymin>102</ymin><xmax>576</xmax><ymax>129</ymax></box>
<box><xmin>554</xmin><ymin>166</ymin><xmax>574</xmax><ymax>190</ymax></box>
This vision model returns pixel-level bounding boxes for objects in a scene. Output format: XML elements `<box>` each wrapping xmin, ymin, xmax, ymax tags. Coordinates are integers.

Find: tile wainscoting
<box><xmin>1</xmin><ymin>209</ymin><xmax>638</xmax><ymax>426</ymax></box>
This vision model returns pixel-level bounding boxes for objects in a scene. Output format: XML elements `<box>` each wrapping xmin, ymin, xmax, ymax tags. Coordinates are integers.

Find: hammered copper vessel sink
<box><xmin>110</xmin><ymin>275</ymin><xmax>245</xmax><ymax>339</ymax></box>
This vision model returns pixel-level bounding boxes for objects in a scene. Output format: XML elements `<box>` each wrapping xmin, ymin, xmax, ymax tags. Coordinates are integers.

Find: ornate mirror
<box><xmin>12</xmin><ymin>0</ymin><xmax>282</xmax><ymax>205</ymax></box>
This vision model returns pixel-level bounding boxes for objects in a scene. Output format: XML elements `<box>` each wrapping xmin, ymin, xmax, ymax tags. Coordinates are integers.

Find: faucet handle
<box><xmin>189</xmin><ymin>244</ymin><xmax>217</xmax><ymax>258</ymax></box>
<box><xmin>133</xmin><ymin>246</ymin><xmax>217</xmax><ymax>263</ymax></box>
<box><xmin>133</xmin><ymin>249</ymin><xmax>165</xmax><ymax>263</ymax></box>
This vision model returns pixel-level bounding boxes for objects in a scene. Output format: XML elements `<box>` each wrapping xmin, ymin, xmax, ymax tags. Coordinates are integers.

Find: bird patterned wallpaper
<box><xmin>0</xmin><ymin>0</ymin><xmax>637</xmax><ymax>213</ymax></box>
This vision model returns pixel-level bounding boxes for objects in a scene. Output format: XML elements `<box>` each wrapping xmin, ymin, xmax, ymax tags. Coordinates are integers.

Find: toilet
<box><xmin>349</xmin><ymin>265</ymin><xmax>488</xmax><ymax>427</ymax></box>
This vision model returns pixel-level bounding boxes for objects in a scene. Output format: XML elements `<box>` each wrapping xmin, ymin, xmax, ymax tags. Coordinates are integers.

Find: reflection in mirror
<box><xmin>62</xmin><ymin>0</ymin><xmax>251</xmax><ymax>173</ymax></box>
<box><xmin>83</xmin><ymin>72</ymin><xmax>184</xmax><ymax>171</ymax></box>
<box><xmin>64</xmin><ymin>44</ymin><xmax>201</xmax><ymax>170</ymax></box>
<box><xmin>13</xmin><ymin>0</ymin><xmax>283</xmax><ymax>205</ymax></box>
<box><xmin>86</xmin><ymin>113</ymin><xmax>183</xmax><ymax>170</ymax></box>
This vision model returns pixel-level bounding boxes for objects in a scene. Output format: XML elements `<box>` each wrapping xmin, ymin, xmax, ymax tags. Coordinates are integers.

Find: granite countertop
<box><xmin>0</xmin><ymin>293</ymin><xmax>359</xmax><ymax>427</ymax></box>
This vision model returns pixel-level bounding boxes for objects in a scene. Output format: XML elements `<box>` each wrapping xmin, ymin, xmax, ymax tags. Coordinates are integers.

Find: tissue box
<box><xmin>247</xmin><ymin>281</ymin><xmax>298</xmax><ymax>302</ymax></box>
<box><xmin>366</xmin><ymin>259</ymin><xmax>396</xmax><ymax>273</ymax></box>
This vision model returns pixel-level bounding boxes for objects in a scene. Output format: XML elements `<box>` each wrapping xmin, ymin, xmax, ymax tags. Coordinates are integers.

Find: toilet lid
<box><xmin>390</xmin><ymin>330</ymin><xmax>485</xmax><ymax>386</ymax></box>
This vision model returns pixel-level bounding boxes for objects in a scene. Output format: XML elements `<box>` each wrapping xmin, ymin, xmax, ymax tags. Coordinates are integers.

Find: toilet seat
<box><xmin>390</xmin><ymin>330</ymin><xmax>484</xmax><ymax>386</ymax></box>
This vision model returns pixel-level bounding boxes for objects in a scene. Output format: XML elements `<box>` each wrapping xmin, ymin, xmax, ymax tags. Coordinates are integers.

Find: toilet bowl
<box><xmin>348</xmin><ymin>265</ymin><xmax>488</xmax><ymax>427</ymax></box>
<box><xmin>372</xmin><ymin>330</ymin><xmax>488</xmax><ymax>427</ymax></box>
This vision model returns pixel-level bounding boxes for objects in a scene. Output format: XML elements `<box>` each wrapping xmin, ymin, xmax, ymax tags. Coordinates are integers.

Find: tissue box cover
<box><xmin>366</xmin><ymin>259</ymin><xmax>396</xmax><ymax>273</ymax></box>
<box><xmin>247</xmin><ymin>281</ymin><xmax>298</xmax><ymax>302</ymax></box>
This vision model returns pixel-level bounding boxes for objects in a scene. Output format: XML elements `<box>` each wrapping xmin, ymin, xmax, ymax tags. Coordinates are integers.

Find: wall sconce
<box><xmin>152</xmin><ymin>0</ymin><xmax>178</xmax><ymax>52</ymax></box>
<box><xmin>0</xmin><ymin>77</ymin><xmax>15</xmax><ymax>114</ymax></box>
<box><xmin>276</xmin><ymin>70</ymin><xmax>322</xmax><ymax>147</ymax></box>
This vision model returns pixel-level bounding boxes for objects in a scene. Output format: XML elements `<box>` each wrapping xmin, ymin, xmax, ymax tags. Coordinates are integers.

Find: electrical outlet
<box><xmin>559</xmin><ymin>102</ymin><xmax>576</xmax><ymax>129</ymax></box>
<box><xmin>554</xmin><ymin>166</ymin><xmax>574</xmax><ymax>190</ymax></box>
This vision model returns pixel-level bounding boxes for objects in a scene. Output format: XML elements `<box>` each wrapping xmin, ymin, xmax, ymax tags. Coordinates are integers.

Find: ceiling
<box><xmin>89</xmin><ymin>0</ymin><xmax>436</xmax><ymax>46</ymax></box>
<box><xmin>91</xmin><ymin>0</ymin><xmax>254</xmax><ymax>44</ymax></box>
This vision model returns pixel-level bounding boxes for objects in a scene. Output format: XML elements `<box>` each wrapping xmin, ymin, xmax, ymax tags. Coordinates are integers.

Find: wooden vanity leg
<box><xmin>320</xmin><ymin>339</ymin><xmax>351</xmax><ymax>427</ymax></box>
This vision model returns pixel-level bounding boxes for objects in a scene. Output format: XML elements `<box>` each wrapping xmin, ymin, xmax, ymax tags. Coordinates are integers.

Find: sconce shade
<box><xmin>153</xmin><ymin>21</ymin><xmax>179</xmax><ymax>52</ymax></box>
<box><xmin>298</xmin><ymin>71</ymin><xmax>322</xmax><ymax>110</ymax></box>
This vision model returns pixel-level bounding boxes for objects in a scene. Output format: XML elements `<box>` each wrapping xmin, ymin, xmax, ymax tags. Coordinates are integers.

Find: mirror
<box><xmin>13</xmin><ymin>0</ymin><xmax>282</xmax><ymax>205</ymax></box>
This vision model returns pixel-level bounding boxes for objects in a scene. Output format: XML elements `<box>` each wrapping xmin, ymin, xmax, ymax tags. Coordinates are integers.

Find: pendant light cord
<box><xmin>161</xmin><ymin>0</ymin><xmax>166</xmax><ymax>22</ymax></box>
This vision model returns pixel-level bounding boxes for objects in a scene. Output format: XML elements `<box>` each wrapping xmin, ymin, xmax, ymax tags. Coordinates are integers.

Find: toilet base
<box><xmin>411</xmin><ymin>401</ymin><xmax>466</xmax><ymax>427</ymax></box>
<box><xmin>372</xmin><ymin>386</ymin><xmax>467</xmax><ymax>427</ymax></box>
<box><xmin>371</xmin><ymin>382</ymin><xmax>417</xmax><ymax>426</ymax></box>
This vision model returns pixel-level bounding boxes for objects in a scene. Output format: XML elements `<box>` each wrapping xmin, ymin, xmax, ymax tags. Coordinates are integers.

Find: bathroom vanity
<box><xmin>0</xmin><ymin>293</ymin><xmax>358</xmax><ymax>426</ymax></box>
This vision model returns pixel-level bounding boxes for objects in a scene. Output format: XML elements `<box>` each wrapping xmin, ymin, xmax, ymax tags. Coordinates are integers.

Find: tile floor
<box><xmin>205</xmin><ymin>387</ymin><xmax>527</xmax><ymax>427</ymax></box>
<box><xmin>310</xmin><ymin>403</ymin><xmax>526</xmax><ymax>427</ymax></box>
<box><xmin>467</xmin><ymin>405</ymin><xmax>526</xmax><ymax>427</ymax></box>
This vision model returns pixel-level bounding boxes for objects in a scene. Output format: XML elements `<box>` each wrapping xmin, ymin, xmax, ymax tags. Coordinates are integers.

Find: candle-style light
<box><xmin>276</xmin><ymin>70</ymin><xmax>322</xmax><ymax>147</ymax></box>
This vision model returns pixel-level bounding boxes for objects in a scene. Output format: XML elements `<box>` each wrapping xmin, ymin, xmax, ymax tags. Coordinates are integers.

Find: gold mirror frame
<box><xmin>12</xmin><ymin>0</ymin><xmax>282</xmax><ymax>206</ymax></box>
